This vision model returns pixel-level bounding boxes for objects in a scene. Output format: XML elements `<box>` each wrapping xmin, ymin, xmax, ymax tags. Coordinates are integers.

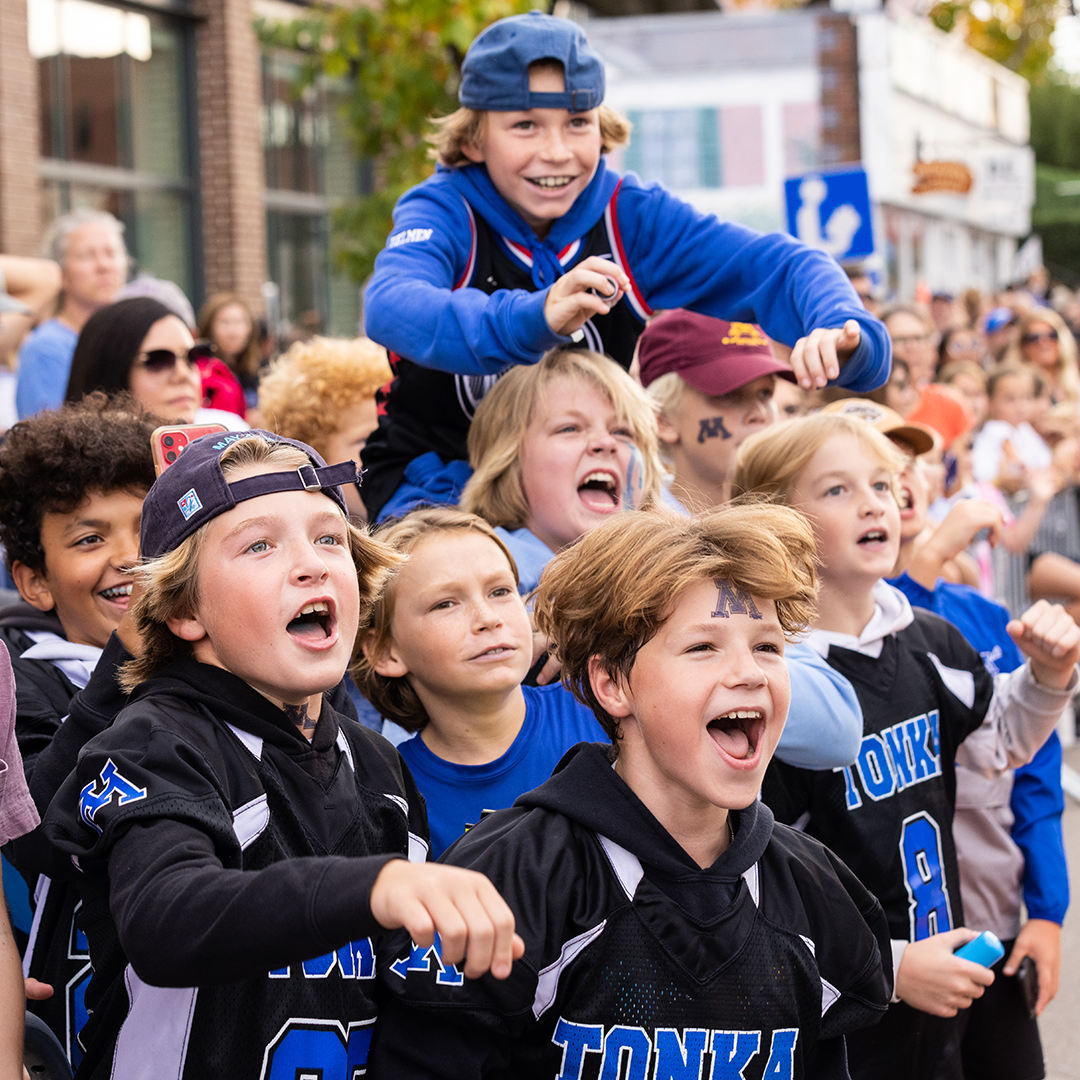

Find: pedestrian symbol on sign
<box><xmin>784</xmin><ymin>167</ymin><xmax>874</xmax><ymax>262</ymax></box>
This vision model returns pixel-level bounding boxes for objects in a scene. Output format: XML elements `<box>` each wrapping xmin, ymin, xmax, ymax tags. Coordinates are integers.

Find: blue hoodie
<box><xmin>364</xmin><ymin>160</ymin><xmax>891</xmax><ymax>386</ymax></box>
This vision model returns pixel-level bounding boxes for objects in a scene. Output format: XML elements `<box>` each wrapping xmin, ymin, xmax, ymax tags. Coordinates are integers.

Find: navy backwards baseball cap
<box><xmin>140</xmin><ymin>430</ymin><xmax>358</xmax><ymax>561</ymax></box>
<box><xmin>459</xmin><ymin>11</ymin><xmax>604</xmax><ymax>113</ymax></box>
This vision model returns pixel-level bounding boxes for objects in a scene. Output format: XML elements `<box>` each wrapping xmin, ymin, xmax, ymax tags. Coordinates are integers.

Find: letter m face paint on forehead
<box><xmin>712</xmin><ymin>579</ymin><xmax>762</xmax><ymax>620</ymax></box>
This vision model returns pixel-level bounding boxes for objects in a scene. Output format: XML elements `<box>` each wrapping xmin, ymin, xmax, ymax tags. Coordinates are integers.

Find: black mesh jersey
<box><xmin>360</xmin><ymin>195</ymin><xmax>647</xmax><ymax>518</ymax></box>
<box><xmin>0</xmin><ymin>607</ymin><xmax>95</xmax><ymax>1062</ymax></box>
<box><xmin>370</xmin><ymin>745</ymin><xmax>891</xmax><ymax>1080</ymax></box>
<box><xmin>43</xmin><ymin>661</ymin><xmax>428</xmax><ymax>1080</ymax></box>
<box><xmin>762</xmin><ymin>609</ymin><xmax>993</xmax><ymax>948</ymax></box>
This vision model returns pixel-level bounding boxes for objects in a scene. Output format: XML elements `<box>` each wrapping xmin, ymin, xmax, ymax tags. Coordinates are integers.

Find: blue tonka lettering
<box><xmin>834</xmin><ymin>710</ymin><xmax>942</xmax><ymax>811</ymax></box>
<box><xmin>552</xmin><ymin>1022</ymin><xmax>798</xmax><ymax>1080</ymax></box>
<box><xmin>268</xmin><ymin>937</ymin><xmax>375</xmax><ymax>981</ymax></box>
<box><xmin>388</xmin><ymin>933</ymin><xmax>464</xmax><ymax>986</ymax></box>
<box><xmin>78</xmin><ymin>759</ymin><xmax>147</xmax><ymax>833</ymax></box>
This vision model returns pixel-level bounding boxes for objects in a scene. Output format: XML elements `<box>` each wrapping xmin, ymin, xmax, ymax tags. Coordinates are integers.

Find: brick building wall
<box><xmin>193</xmin><ymin>0</ymin><xmax>267</xmax><ymax>312</ymax></box>
<box><xmin>818</xmin><ymin>12</ymin><xmax>861</xmax><ymax>169</ymax></box>
<box><xmin>0</xmin><ymin>0</ymin><xmax>41</xmax><ymax>255</ymax></box>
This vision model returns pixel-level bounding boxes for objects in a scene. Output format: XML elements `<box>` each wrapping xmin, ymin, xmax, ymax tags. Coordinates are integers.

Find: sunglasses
<box><xmin>135</xmin><ymin>342</ymin><xmax>216</xmax><ymax>373</ymax></box>
<box><xmin>1022</xmin><ymin>330</ymin><xmax>1058</xmax><ymax>345</ymax></box>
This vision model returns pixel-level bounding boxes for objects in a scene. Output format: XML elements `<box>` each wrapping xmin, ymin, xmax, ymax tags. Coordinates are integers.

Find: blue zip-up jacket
<box><xmin>364</xmin><ymin>160</ymin><xmax>891</xmax><ymax>387</ymax></box>
<box><xmin>889</xmin><ymin>572</ymin><xmax>1068</xmax><ymax>925</ymax></box>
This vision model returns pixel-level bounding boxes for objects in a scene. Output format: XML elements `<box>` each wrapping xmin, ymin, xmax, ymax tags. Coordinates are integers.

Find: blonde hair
<box><xmin>732</xmin><ymin>413</ymin><xmax>906</xmax><ymax>505</ymax></box>
<box><xmin>1006</xmin><ymin>307</ymin><xmax>1080</xmax><ymax>404</ymax></box>
<box><xmin>429</xmin><ymin>104</ymin><xmax>631</xmax><ymax>168</ymax></box>
<box><xmin>354</xmin><ymin>507</ymin><xmax>519</xmax><ymax>732</ymax></box>
<box><xmin>938</xmin><ymin>359</ymin><xmax>987</xmax><ymax>391</ymax></box>
<box><xmin>645</xmin><ymin>371</ymin><xmax>686</xmax><ymax>424</ymax></box>
<box><xmin>257</xmin><ymin>337</ymin><xmax>392</xmax><ymax>462</ymax></box>
<box><xmin>532</xmin><ymin>503</ymin><xmax>818</xmax><ymax>744</ymax></box>
<box><xmin>121</xmin><ymin>436</ymin><xmax>399</xmax><ymax>691</ymax></box>
<box><xmin>460</xmin><ymin>347</ymin><xmax>662</xmax><ymax>532</ymax></box>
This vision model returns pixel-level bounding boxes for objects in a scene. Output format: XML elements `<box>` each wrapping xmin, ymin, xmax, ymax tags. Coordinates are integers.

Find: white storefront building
<box><xmin>585</xmin><ymin>4</ymin><xmax>1033</xmax><ymax>300</ymax></box>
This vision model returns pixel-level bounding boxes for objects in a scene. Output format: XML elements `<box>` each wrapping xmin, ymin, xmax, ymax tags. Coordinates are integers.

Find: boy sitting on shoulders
<box><xmin>43</xmin><ymin>430</ymin><xmax>521</xmax><ymax>1080</ymax></box>
<box><xmin>369</xmin><ymin>503</ymin><xmax>891</xmax><ymax>1079</ymax></box>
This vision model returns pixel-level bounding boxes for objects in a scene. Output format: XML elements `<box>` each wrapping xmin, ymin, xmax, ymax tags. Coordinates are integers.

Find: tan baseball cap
<box><xmin>821</xmin><ymin>398</ymin><xmax>936</xmax><ymax>456</ymax></box>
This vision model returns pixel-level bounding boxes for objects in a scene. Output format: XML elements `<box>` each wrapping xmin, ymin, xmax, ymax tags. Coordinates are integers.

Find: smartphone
<box><xmin>954</xmin><ymin>930</ymin><xmax>1006</xmax><ymax>968</ymax></box>
<box><xmin>151</xmin><ymin>424</ymin><xmax>227</xmax><ymax>475</ymax></box>
<box><xmin>1016</xmin><ymin>955</ymin><xmax>1039</xmax><ymax>1018</ymax></box>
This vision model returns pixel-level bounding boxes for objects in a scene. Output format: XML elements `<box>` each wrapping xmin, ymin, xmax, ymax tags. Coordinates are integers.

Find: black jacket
<box><xmin>371</xmin><ymin>742</ymin><xmax>892</xmax><ymax>1079</ymax></box>
<box><xmin>44</xmin><ymin>658</ymin><xmax>426</xmax><ymax>1080</ymax></box>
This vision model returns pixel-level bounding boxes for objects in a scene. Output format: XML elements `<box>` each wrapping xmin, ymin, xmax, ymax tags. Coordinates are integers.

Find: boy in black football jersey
<box><xmin>43</xmin><ymin>430</ymin><xmax>522</xmax><ymax>1080</ymax></box>
<box><xmin>734</xmin><ymin>413</ymin><xmax>1080</xmax><ymax>1080</ymax></box>
<box><xmin>369</xmin><ymin>502</ymin><xmax>892</xmax><ymax>1079</ymax></box>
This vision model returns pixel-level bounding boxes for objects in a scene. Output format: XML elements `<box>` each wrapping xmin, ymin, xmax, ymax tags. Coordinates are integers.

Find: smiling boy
<box><xmin>369</xmin><ymin>504</ymin><xmax>891</xmax><ymax>1079</ymax></box>
<box><xmin>0</xmin><ymin>393</ymin><xmax>157</xmax><ymax>1055</ymax></box>
<box><xmin>43</xmin><ymin>430</ymin><xmax>522</xmax><ymax>1080</ymax></box>
<box><xmin>360</xmin><ymin>10</ymin><xmax>890</xmax><ymax>521</ymax></box>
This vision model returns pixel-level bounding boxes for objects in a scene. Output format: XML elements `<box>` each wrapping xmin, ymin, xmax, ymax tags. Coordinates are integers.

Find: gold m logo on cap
<box><xmin>721</xmin><ymin>323</ymin><xmax>769</xmax><ymax>347</ymax></box>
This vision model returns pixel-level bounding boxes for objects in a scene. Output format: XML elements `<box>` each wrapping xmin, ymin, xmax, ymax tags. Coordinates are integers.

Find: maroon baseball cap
<box><xmin>637</xmin><ymin>310</ymin><xmax>796</xmax><ymax>396</ymax></box>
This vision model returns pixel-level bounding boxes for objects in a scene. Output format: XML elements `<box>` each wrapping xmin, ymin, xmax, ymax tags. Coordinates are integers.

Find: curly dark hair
<box><xmin>0</xmin><ymin>392</ymin><xmax>158</xmax><ymax>573</ymax></box>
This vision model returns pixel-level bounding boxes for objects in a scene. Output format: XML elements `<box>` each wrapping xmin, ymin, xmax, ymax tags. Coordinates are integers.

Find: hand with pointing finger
<box><xmin>789</xmin><ymin>319</ymin><xmax>862</xmax><ymax>390</ymax></box>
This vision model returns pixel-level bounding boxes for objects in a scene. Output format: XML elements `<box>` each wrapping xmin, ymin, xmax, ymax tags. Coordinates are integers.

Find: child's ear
<box><xmin>588</xmin><ymin>655</ymin><xmax>633</xmax><ymax>718</ymax></box>
<box><xmin>461</xmin><ymin>140</ymin><xmax>485</xmax><ymax>165</ymax></box>
<box><xmin>656</xmin><ymin>412</ymin><xmax>681</xmax><ymax>448</ymax></box>
<box><xmin>365</xmin><ymin>632</ymin><xmax>409</xmax><ymax>679</ymax></box>
<box><xmin>10</xmin><ymin>561</ymin><xmax>55</xmax><ymax>613</ymax></box>
<box><xmin>167</xmin><ymin>613</ymin><xmax>208</xmax><ymax>644</ymax></box>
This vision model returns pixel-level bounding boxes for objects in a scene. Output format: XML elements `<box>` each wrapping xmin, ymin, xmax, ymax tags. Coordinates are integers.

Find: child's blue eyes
<box><xmin>244</xmin><ymin>535</ymin><xmax>341</xmax><ymax>554</ymax></box>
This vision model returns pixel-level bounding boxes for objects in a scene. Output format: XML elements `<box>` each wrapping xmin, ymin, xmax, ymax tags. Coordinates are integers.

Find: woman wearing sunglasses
<box><xmin>1006</xmin><ymin>306</ymin><xmax>1080</xmax><ymax>408</ymax></box>
<box><xmin>64</xmin><ymin>297</ymin><xmax>248</xmax><ymax>430</ymax></box>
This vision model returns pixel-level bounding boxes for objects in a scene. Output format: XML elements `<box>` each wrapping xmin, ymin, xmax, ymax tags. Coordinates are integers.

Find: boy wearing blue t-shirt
<box><xmin>360</xmin><ymin>10</ymin><xmax>891</xmax><ymax>520</ymax></box>
<box><xmin>355</xmin><ymin>507</ymin><xmax>604</xmax><ymax>857</ymax></box>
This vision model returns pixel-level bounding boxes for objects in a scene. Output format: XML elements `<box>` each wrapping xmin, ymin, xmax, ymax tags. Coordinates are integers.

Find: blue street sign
<box><xmin>784</xmin><ymin>167</ymin><xmax>874</xmax><ymax>261</ymax></box>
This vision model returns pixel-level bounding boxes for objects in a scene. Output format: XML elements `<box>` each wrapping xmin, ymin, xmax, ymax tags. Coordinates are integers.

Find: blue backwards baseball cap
<box><xmin>140</xmin><ymin>430</ymin><xmax>357</xmax><ymax>561</ymax></box>
<box><xmin>459</xmin><ymin>11</ymin><xmax>604</xmax><ymax>113</ymax></box>
<box><xmin>984</xmin><ymin>306</ymin><xmax>1015</xmax><ymax>334</ymax></box>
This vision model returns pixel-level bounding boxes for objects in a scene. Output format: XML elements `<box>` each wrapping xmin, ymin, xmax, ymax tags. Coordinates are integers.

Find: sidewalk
<box><xmin>1040</xmin><ymin>743</ymin><xmax>1080</xmax><ymax>1080</ymax></box>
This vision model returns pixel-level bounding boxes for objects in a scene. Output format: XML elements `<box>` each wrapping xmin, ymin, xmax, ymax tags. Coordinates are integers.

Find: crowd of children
<box><xmin>0</xmin><ymin>10</ymin><xmax>1075</xmax><ymax>1080</ymax></box>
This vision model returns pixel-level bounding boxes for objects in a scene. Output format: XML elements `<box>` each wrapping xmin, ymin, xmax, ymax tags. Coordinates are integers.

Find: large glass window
<box><xmin>621</xmin><ymin>106</ymin><xmax>767</xmax><ymax>190</ymax></box>
<box><xmin>262</xmin><ymin>50</ymin><xmax>365</xmax><ymax>337</ymax></box>
<box><xmin>31</xmin><ymin>0</ymin><xmax>197</xmax><ymax>297</ymax></box>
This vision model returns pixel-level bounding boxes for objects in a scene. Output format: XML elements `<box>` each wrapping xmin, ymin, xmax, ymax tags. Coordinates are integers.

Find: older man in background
<box><xmin>15</xmin><ymin>209</ymin><xmax>127</xmax><ymax>418</ymax></box>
